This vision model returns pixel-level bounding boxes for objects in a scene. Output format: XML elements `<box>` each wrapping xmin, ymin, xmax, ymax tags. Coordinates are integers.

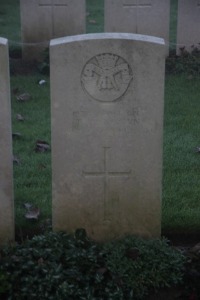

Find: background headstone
<box><xmin>104</xmin><ymin>0</ymin><xmax>170</xmax><ymax>55</ymax></box>
<box><xmin>0</xmin><ymin>38</ymin><xmax>14</xmax><ymax>245</ymax></box>
<box><xmin>176</xmin><ymin>0</ymin><xmax>200</xmax><ymax>55</ymax></box>
<box><xmin>51</xmin><ymin>33</ymin><xmax>165</xmax><ymax>241</ymax></box>
<box><xmin>20</xmin><ymin>0</ymin><xmax>86</xmax><ymax>61</ymax></box>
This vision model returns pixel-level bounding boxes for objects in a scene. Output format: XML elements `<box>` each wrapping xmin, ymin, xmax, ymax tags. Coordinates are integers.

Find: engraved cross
<box><xmin>38</xmin><ymin>0</ymin><xmax>68</xmax><ymax>37</ymax></box>
<box><xmin>83</xmin><ymin>147</ymin><xmax>131</xmax><ymax>221</ymax></box>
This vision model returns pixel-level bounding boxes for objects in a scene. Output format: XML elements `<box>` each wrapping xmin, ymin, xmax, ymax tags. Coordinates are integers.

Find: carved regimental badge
<box><xmin>81</xmin><ymin>53</ymin><xmax>133</xmax><ymax>102</ymax></box>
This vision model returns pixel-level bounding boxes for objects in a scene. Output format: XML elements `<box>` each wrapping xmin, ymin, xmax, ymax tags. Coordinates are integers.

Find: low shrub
<box><xmin>166</xmin><ymin>46</ymin><xmax>200</xmax><ymax>76</ymax></box>
<box><xmin>182</xmin><ymin>244</ymin><xmax>200</xmax><ymax>299</ymax></box>
<box><xmin>104</xmin><ymin>236</ymin><xmax>185</xmax><ymax>299</ymax></box>
<box><xmin>0</xmin><ymin>270</ymin><xmax>10</xmax><ymax>297</ymax></box>
<box><xmin>0</xmin><ymin>230</ymin><xmax>186</xmax><ymax>299</ymax></box>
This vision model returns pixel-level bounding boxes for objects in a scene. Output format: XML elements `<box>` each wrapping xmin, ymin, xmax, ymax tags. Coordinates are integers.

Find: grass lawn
<box><xmin>0</xmin><ymin>0</ymin><xmax>200</xmax><ymax>240</ymax></box>
<box><xmin>163</xmin><ymin>75</ymin><xmax>200</xmax><ymax>234</ymax></box>
<box><xmin>11</xmin><ymin>75</ymin><xmax>52</xmax><ymax>233</ymax></box>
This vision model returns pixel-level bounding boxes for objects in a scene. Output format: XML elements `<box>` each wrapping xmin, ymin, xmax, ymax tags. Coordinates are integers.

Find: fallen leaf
<box><xmin>13</xmin><ymin>155</ymin><xmax>20</xmax><ymax>164</ymax></box>
<box><xmin>25</xmin><ymin>207</ymin><xmax>40</xmax><ymax>220</ymax></box>
<box><xmin>38</xmin><ymin>79</ymin><xmax>46</xmax><ymax>85</ymax></box>
<box><xmin>12</xmin><ymin>132</ymin><xmax>22</xmax><ymax>138</ymax></box>
<box><xmin>35</xmin><ymin>140</ymin><xmax>50</xmax><ymax>152</ymax></box>
<box><xmin>16</xmin><ymin>114</ymin><xmax>25</xmax><ymax>121</ymax></box>
<box><xmin>12</xmin><ymin>87</ymin><xmax>20</xmax><ymax>95</ymax></box>
<box><xmin>195</xmin><ymin>147</ymin><xmax>200</xmax><ymax>153</ymax></box>
<box><xmin>89</xmin><ymin>19</ymin><xmax>97</xmax><ymax>24</ymax></box>
<box><xmin>23</xmin><ymin>203</ymin><xmax>33</xmax><ymax>210</ymax></box>
<box><xmin>16</xmin><ymin>92</ymin><xmax>31</xmax><ymax>102</ymax></box>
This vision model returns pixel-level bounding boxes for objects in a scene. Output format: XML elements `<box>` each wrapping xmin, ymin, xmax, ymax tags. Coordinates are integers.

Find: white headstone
<box><xmin>51</xmin><ymin>33</ymin><xmax>165</xmax><ymax>241</ymax></box>
<box><xmin>105</xmin><ymin>0</ymin><xmax>170</xmax><ymax>55</ymax></box>
<box><xmin>0</xmin><ymin>38</ymin><xmax>14</xmax><ymax>245</ymax></box>
<box><xmin>20</xmin><ymin>0</ymin><xmax>86</xmax><ymax>61</ymax></box>
<box><xmin>177</xmin><ymin>0</ymin><xmax>200</xmax><ymax>54</ymax></box>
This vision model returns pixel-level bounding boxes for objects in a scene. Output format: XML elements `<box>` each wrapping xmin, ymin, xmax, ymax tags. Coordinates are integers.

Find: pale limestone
<box><xmin>105</xmin><ymin>0</ymin><xmax>170</xmax><ymax>55</ymax></box>
<box><xmin>51</xmin><ymin>33</ymin><xmax>165</xmax><ymax>241</ymax></box>
<box><xmin>177</xmin><ymin>0</ymin><xmax>200</xmax><ymax>55</ymax></box>
<box><xmin>0</xmin><ymin>38</ymin><xmax>14</xmax><ymax>246</ymax></box>
<box><xmin>20</xmin><ymin>0</ymin><xmax>86</xmax><ymax>61</ymax></box>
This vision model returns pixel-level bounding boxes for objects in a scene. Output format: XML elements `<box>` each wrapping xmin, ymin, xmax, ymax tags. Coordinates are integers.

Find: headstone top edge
<box><xmin>50</xmin><ymin>33</ymin><xmax>165</xmax><ymax>47</ymax></box>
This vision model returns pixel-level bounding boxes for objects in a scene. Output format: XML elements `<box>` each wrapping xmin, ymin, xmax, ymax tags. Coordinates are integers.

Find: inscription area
<box><xmin>81</xmin><ymin>53</ymin><xmax>133</xmax><ymax>102</ymax></box>
<box><xmin>83</xmin><ymin>147</ymin><xmax>131</xmax><ymax>220</ymax></box>
<box><xmin>38</xmin><ymin>0</ymin><xmax>68</xmax><ymax>37</ymax></box>
<box><xmin>123</xmin><ymin>0</ymin><xmax>152</xmax><ymax>8</ymax></box>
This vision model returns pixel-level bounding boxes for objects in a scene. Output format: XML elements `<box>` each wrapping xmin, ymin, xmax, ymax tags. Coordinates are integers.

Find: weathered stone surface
<box><xmin>177</xmin><ymin>0</ymin><xmax>200</xmax><ymax>55</ymax></box>
<box><xmin>0</xmin><ymin>38</ymin><xmax>14</xmax><ymax>245</ymax></box>
<box><xmin>20</xmin><ymin>0</ymin><xmax>86</xmax><ymax>61</ymax></box>
<box><xmin>51</xmin><ymin>33</ymin><xmax>165</xmax><ymax>241</ymax></box>
<box><xmin>104</xmin><ymin>0</ymin><xmax>170</xmax><ymax>55</ymax></box>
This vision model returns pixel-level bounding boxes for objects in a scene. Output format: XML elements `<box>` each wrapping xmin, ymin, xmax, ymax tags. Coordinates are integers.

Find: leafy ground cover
<box><xmin>1</xmin><ymin>229</ymin><xmax>200</xmax><ymax>299</ymax></box>
<box><xmin>0</xmin><ymin>230</ymin><xmax>187</xmax><ymax>300</ymax></box>
<box><xmin>0</xmin><ymin>0</ymin><xmax>200</xmax><ymax>241</ymax></box>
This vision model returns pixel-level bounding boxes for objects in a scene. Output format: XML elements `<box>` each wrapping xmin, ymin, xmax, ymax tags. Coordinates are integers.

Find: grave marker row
<box><xmin>20</xmin><ymin>0</ymin><xmax>200</xmax><ymax>61</ymax></box>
